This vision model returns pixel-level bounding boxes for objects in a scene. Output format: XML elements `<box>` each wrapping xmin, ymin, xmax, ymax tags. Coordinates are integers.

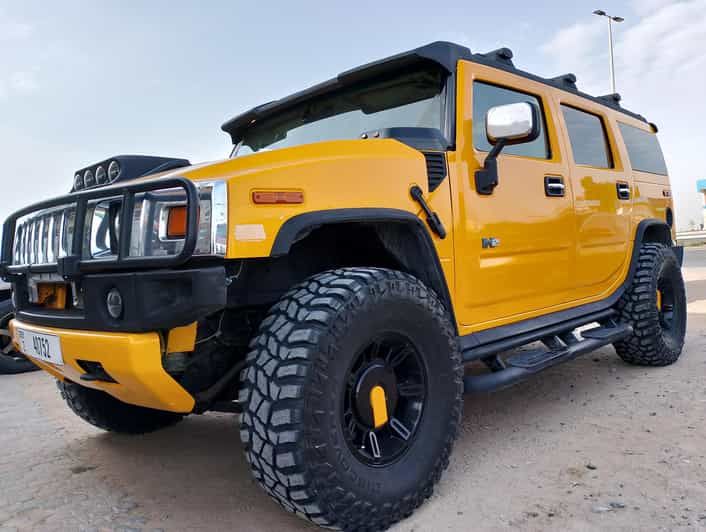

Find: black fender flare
<box><xmin>631</xmin><ymin>218</ymin><xmax>679</xmax><ymax>269</ymax></box>
<box><xmin>270</xmin><ymin>208</ymin><xmax>456</xmax><ymax>331</ymax></box>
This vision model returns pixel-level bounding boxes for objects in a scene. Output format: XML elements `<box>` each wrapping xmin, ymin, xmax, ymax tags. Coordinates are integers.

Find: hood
<box><xmin>140</xmin><ymin>138</ymin><xmax>425</xmax><ymax>184</ymax></box>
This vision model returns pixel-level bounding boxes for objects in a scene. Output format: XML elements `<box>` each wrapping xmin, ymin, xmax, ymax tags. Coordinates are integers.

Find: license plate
<box><xmin>15</xmin><ymin>328</ymin><xmax>64</xmax><ymax>366</ymax></box>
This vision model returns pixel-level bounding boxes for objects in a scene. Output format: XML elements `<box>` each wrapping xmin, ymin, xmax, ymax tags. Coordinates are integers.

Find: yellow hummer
<box><xmin>1</xmin><ymin>42</ymin><xmax>686</xmax><ymax>531</ymax></box>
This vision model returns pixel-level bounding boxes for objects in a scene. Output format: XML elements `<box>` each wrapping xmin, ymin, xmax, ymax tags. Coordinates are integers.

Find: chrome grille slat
<box><xmin>47</xmin><ymin>214</ymin><xmax>56</xmax><ymax>263</ymax></box>
<box><xmin>22</xmin><ymin>224</ymin><xmax>28</xmax><ymax>265</ymax></box>
<box><xmin>38</xmin><ymin>216</ymin><xmax>46</xmax><ymax>264</ymax></box>
<box><xmin>30</xmin><ymin>220</ymin><xmax>37</xmax><ymax>264</ymax></box>
<box><xmin>58</xmin><ymin>210</ymin><xmax>67</xmax><ymax>257</ymax></box>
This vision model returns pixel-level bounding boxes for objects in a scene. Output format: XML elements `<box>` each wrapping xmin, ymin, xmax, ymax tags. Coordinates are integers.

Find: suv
<box><xmin>1</xmin><ymin>42</ymin><xmax>686</xmax><ymax>531</ymax></box>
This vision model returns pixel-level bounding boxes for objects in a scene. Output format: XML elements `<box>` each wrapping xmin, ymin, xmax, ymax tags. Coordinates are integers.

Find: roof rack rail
<box><xmin>549</xmin><ymin>73</ymin><xmax>578</xmax><ymax>91</ymax></box>
<box><xmin>478</xmin><ymin>47</ymin><xmax>514</xmax><ymax>67</ymax></box>
<box><xmin>598</xmin><ymin>93</ymin><xmax>622</xmax><ymax>106</ymax></box>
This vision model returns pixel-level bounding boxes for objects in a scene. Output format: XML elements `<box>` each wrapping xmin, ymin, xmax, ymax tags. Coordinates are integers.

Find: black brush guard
<box><xmin>0</xmin><ymin>177</ymin><xmax>200</xmax><ymax>281</ymax></box>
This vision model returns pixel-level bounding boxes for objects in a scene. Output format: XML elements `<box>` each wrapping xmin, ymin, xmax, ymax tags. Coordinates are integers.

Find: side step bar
<box><xmin>463</xmin><ymin>322</ymin><xmax>632</xmax><ymax>394</ymax></box>
<box><xmin>462</xmin><ymin>309</ymin><xmax>617</xmax><ymax>362</ymax></box>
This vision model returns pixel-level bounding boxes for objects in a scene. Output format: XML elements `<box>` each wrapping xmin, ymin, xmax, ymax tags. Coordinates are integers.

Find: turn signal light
<box><xmin>167</xmin><ymin>206</ymin><xmax>187</xmax><ymax>238</ymax></box>
<box><xmin>252</xmin><ymin>191</ymin><xmax>304</xmax><ymax>204</ymax></box>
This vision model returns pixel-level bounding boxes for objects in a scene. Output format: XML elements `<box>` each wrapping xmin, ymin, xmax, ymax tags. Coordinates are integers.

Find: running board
<box><xmin>463</xmin><ymin>322</ymin><xmax>632</xmax><ymax>394</ymax></box>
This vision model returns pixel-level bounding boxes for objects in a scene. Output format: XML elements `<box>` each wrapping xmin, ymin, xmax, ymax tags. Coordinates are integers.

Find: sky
<box><xmin>1</xmin><ymin>0</ymin><xmax>705</xmax><ymax>231</ymax></box>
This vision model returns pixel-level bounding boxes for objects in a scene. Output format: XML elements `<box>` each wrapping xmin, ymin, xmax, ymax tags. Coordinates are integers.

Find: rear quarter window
<box><xmin>561</xmin><ymin>105</ymin><xmax>613</xmax><ymax>168</ymax></box>
<box><xmin>618</xmin><ymin>122</ymin><xmax>668</xmax><ymax>175</ymax></box>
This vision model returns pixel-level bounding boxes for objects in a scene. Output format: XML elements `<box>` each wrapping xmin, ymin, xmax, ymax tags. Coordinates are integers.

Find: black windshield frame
<box><xmin>230</xmin><ymin>65</ymin><xmax>453</xmax><ymax>156</ymax></box>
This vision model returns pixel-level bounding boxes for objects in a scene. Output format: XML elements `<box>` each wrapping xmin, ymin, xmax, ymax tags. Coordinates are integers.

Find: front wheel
<box><xmin>614</xmin><ymin>243</ymin><xmax>686</xmax><ymax>366</ymax></box>
<box><xmin>238</xmin><ymin>268</ymin><xmax>463</xmax><ymax>531</ymax></box>
<box><xmin>58</xmin><ymin>380</ymin><xmax>184</xmax><ymax>434</ymax></box>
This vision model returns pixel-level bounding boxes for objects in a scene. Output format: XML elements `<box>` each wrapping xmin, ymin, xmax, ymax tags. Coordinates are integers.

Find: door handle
<box><xmin>616</xmin><ymin>181</ymin><xmax>631</xmax><ymax>200</ymax></box>
<box><xmin>544</xmin><ymin>176</ymin><xmax>565</xmax><ymax>197</ymax></box>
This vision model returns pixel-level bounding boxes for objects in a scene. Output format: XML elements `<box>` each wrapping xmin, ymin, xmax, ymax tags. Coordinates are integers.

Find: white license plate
<box><xmin>15</xmin><ymin>328</ymin><xmax>64</xmax><ymax>366</ymax></box>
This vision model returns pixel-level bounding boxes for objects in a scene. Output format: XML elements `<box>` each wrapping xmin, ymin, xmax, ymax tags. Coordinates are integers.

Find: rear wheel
<box><xmin>238</xmin><ymin>268</ymin><xmax>463</xmax><ymax>531</ymax></box>
<box><xmin>0</xmin><ymin>299</ymin><xmax>39</xmax><ymax>375</ymax></box>
<box><xmin>614</xmin><ymin>243</ymin><xmax>686</xmax><ymax>366</ymax></box>
<box><xmin>58</xmin><ymin>380</ymin><xmax>184</xmax><ymax>434</ymax></box>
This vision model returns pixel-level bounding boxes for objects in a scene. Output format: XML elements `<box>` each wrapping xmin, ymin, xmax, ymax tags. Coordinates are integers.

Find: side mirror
<box><xmin>486</xmin><ymin>102</ymin><xmax>540</xmax><ymax>145</ymax></box>
<box><xmin>476</xmin><ymin>101</ymin><xmax>541</xmax><ymax>195</ymax></box>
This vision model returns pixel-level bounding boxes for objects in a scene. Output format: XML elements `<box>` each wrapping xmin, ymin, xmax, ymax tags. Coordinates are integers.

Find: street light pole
<box><xmin>593</xmin><ymin>9</ymin><xmax>624</xmax><ymax>94</ymax></box>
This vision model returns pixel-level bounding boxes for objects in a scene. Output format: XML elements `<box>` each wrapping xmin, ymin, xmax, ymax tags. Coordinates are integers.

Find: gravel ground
<box><xmin>1</xmin><ymin>249</ymin><xmax>705</xmax><ymax>532</ymax></box>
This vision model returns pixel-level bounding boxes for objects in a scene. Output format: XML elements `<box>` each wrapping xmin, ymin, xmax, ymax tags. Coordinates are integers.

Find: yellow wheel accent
<box><xmin>656</xmin><ymin>289</ymin><xmax>662</xmax><ymax>311</ymax></box>
<box><xmin>370</xmin><ymin>385</ymin><xmax>389</xmax><ymax>428</ymax></box>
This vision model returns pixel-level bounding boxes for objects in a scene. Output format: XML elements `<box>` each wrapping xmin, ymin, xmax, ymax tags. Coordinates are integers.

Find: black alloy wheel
<box><xmin>342</xmin><ymin>332</ymin><xmax>427</xmax><ymax>466</ymax></box>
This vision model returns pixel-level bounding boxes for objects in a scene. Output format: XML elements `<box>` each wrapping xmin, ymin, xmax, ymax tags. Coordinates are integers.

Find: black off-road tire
<box><xmin>0</xmin><ymin>299</ymin><xmax>39</xmax><ymax>375</ymax></box>
<box><xmin>58</xmin><ymin>380</ymin><xmax>184</xmax><ymax>434</ymax></box>
<box><xmin>0</xmin><ymin>353</ymin><xmax>37</xmax><ymax>375</ymax></box>
<box><xmin>238</xmin><ymin>267</ymin><xmax>463</xmax><ymax>531</ymax></box>
<box><xmin>614</xmin><ymin>243</ymin><xmax>686</xmax><ymax>366</ymax></box>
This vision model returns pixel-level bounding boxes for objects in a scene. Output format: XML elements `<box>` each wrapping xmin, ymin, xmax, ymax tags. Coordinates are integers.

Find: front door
<box><xmin>453</xmin><ymin>63</ymin><xmax>575</xmax><ymax>331</ymax></box>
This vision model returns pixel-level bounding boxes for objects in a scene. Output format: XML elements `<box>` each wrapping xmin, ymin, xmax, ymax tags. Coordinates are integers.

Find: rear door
<box><xmin>556</xmin><ymin>98</ymin><xmax>632</xmax><ymax>297</ymax></box>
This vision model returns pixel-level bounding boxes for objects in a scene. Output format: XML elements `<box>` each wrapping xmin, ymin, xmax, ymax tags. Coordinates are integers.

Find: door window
<box><xmin>472</xmin><ymin>81</ymin><xmax>550</xmax><ymax>159</ymax></box>
<box><xmin>561</xmin><ymin>105</ymin><xmax>613</xmax><ymax>168</ymax></box>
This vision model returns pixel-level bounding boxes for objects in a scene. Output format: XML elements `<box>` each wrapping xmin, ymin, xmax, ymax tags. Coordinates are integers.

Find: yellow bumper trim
<box><xmin>10</xmin><ymin>319</ymin><xmax>195</xmax><ymax>413</ymax></box>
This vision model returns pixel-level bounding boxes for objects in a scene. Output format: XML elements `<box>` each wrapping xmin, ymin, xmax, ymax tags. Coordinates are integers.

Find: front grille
<box><xmin>13</xmin><ymin>206</ymin><xmax>76</xmax><ymax>266</ymax></box>
<box><xmin>423</xmin><ymin>152</ymin><xmax>447</xmax><ymax>192</ymax></box>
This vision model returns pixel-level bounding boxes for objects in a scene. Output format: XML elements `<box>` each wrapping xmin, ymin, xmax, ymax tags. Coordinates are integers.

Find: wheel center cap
<box><xmin>354</xmin><ymin>362</ymin><xmax>398</xmax><ymax>428</ymax></box>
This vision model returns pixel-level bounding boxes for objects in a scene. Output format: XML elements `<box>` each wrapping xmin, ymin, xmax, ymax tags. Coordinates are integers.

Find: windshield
<box><xmin>231</xmin><ymin>68</ymin><xmax>445</xmax><ymax>157</ymax></box>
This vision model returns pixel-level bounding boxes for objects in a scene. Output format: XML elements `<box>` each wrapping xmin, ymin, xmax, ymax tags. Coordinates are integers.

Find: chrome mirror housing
<box><xmin>485</xmin><ymin>102</ymin><xmax>540</xmax><ymax>145</ymax></box>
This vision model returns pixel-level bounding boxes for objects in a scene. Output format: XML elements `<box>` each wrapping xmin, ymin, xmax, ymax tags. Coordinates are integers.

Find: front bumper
<box><xmin>10</xmin><ymin>318</ymin><xmax>195</xmax><ymax>413</ymax></box>
<box><xmin>12</xmin><ymin>265</ymin><xmax>227</xmax><ymax>333</ymax></box>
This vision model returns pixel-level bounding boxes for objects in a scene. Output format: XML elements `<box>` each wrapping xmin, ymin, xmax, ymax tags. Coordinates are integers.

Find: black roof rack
<box><xmin>549</xmin><ymin>73</ymin><xmax>578</xmax><ymax>91</ymax></box>
<box><xmin>221</xmin><ymin>41</ymin><xmax>646</xmax><ymax>141</ymax></box>
<box><xmin>598</xmin><ymin>93</ymin><xmax>622</xmax><ymax>104</ymax></box>
<box><xmin>476</xmin><ymin>47</ymin><xmax>515</xmax><ymax>67</ymax></box>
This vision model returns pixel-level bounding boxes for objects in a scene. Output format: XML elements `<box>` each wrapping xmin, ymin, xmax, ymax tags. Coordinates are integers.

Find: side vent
<box><xmin>423</xmin><ymin>152</ymin><xmax>447</xmax><ymax>192</ymax></box>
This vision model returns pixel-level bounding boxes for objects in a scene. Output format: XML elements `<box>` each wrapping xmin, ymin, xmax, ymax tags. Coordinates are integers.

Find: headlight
<box><xmin>83</xmin><ymin>180</ymin><xmax>227</xmax><ymax>260</ymax></box>
<box><xmin>74</xmin><ymin>173</ymin><xmax>83</xmax><ymax>190</ymax></box>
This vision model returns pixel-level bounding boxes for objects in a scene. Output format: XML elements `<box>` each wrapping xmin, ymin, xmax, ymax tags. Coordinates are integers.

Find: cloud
<box><xmin>0</xmin><ymin>10</ymin><xmax>32</xmax><ymax>41</ymax></box>
<box><xmin>541</xmin><ymin>0</ymin><xmax>706</xmax><ymax>231</ymax></box>
<box><xmin>9</xmin><ymin>71</ymin><xmax>39</xmax><ymax>93</ymax></box>
<box><xmin>0</xmin><ymin>11</ymin><xmax>39</xmax><ymax>100</ymax></box>
<box><xmin>619</xmin><ymin>0</ymin><xmax>706</xmax><ymax>85</ymax></box>
<box><xmin>631</xmin><ymin>0</ymin><xmax>681</xmax><ymax>16</ymax></box>
<box><xmin>539</xmin><ymin>19</ymin><xmax>606</xmax><ymax>93</ymax></box>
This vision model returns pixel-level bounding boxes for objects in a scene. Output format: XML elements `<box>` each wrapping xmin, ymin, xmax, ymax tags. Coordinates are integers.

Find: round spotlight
<box><xmin>107</xmin><ymin>160</ymin><xmax>120</xmax><ymax>182</ymax></box>
<box><xmin>106</xmin><ymin>288</ymin><xmax>123</xmax><ymax>319</ymax></box>
<box><xmin>74</xmin><ymin>173</ymin><xmax>83</xmax><ymax>190</ymax></box>
<box><xmin>83</xmin><ymin>169</ymin><xmax>95</xmax><ymax>188</ymax></box>
<box><xmin>95</xmin><ymin>165</ymin><xmax>107</xmax><ymax>185</ymax></box>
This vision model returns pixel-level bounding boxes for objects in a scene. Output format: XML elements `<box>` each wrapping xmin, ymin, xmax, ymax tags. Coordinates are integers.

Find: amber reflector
<box><xmin>252</xmin><ymin>191</ymin><xmax>304</xmax><ymax>204</ymax></box>
<box><xmin>167</xmin><ymin>206</ymin><xmax>187</xmax><ymax>238</ymax></box>
<box><xmin>37</xmin><ymin>283</ymin><xmax>67</xmax><ymax>310</ymax></box>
